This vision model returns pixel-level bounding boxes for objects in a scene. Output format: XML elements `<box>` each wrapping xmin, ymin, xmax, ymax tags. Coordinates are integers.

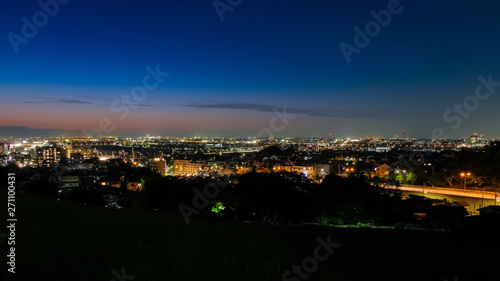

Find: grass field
<box><xmin>1</xmin><ymin>192</ymin><xmax>498</xmax><ymax>281</ymax></box>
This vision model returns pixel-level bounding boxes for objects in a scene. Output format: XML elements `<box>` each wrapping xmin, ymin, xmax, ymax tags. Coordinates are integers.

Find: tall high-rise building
<box><xmin>65</xmin><ymin>143</ymin><xmax>73</xmax><ymax>158</ymax></box>
<box><xmin>155</xmin><ymin>151</ymin><xmax>166</xmax><ymax>175</ymax></box>
<box><xmin>36</xmin><ymin>146</ymin><xmax>64</xmax><ymax>167</ymax></box>
<box><xmin>469</xmin><ymin>132</ymin><xmax>479</xmax><ymax>144</ymax></box>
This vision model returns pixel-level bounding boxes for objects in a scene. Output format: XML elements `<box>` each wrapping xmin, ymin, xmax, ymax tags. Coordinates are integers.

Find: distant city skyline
<box><xmin>0</xmin><ymin>125</ymin><xmax>493</xmax><ymax>140</ymax></box>
<box><xmin>2</xmin><ymin>1</ymin><xmax>500</xmax><ymax>138</ymax></box>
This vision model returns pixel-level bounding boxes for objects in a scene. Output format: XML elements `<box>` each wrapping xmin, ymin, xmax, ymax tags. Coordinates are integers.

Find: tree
<box><xmin>405</xmin><ymin>172</ymin><xmax>417</xmax><ymax>185</ymax></box>
<box><xmin>467</xmin><ymin>175</ymin><xmax>485</xmax><ymax>187</ymax></box>
<box><xmin>396</xmin><ymin>174</ymin><xmax>406</xmax><ymax>185</ymax></box>
<box><xmin>384</xmin><ymin>173</ymin><xmax>392</xmax><ymax>182</ymax></box>
<box><xmin>232</xmin><ymin>172</ymin><xmax>312</xmax><ymax>224</ymax></box>
<box><xmin>372</xmin><ymin>176</ymin><xmax>383</xmax><ymax>184</ymax></box>
<box><xmin>24</xmin><ymin>179</ymin><xmax>58</xmax><ymax>197</ymax></box>
<box><xmin>428</xmin><ymin>174</ymin><xmax>446</xmax><ymax>187</ymax></box>
<box><xmin>210</xmin><ymin>201</ymin><xmax>226</xmax><ymax>217</ymax></box>
<box><xmin>441</xmin><ymin>170</ymin><xmax>456</xmax><ymax>187</ymax></box>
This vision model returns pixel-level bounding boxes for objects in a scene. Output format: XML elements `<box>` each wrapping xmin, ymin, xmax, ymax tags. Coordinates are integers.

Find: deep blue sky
<box><xmin>1</xmin><ymin>0</ymin><xmax>500</xmax><ymax>138</ymax></box>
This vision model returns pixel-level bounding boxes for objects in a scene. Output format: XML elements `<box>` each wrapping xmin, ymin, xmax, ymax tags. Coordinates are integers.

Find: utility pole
<box><xmin>495</xmin><ymin>188</ymin><xmax>498</xmax><ymax>206</ymax></box>
<box><xmin>482</xmin><ymin>186</ymin><xmax>484</xmax><ymax>208</ymax></box>
<box><xmin>461</xmin><ymin>172</ymin><xmax>470</xmax><ymax>192</ymax></box>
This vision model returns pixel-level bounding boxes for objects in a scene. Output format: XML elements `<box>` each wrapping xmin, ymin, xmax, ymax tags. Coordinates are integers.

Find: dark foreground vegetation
<box><xmin>1</xmin><ymin>192</ymin><xmax>498</xmax><ymax>281</ymax></box>
<box><xmin>4</xmin><ymin>160</ymin><xmax>475</xmax><ymax>230</ymax></box>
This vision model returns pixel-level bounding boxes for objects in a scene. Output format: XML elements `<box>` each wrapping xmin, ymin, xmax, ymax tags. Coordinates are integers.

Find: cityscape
<box><xmin>2</xmin><ymin>0</ymin><xmax>500</xmax><ymax>281</ymax></box>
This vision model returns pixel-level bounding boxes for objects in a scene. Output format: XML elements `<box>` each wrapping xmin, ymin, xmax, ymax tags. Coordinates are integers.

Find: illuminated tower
<box><xmin>403</xmin><ymin>130</ymin><xmax>406</xmax><ymax>140</ymax></box>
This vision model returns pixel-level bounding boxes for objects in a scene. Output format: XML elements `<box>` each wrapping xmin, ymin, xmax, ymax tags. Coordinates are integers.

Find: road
<box><xmin>382</xmin><ymin>185</ymin><xmax>500</xmax><ymax>200</ymax></box>
<box><xmin>381</xmin><ymin>185</ymin><xmax>499</xmax><ymax>215</ymax></box>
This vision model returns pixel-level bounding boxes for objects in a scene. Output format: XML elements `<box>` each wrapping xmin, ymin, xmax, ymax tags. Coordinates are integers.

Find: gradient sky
<box><xmin>1</xmin><ymin>0</ymin><xmax>500</xmax><ymax>138</ymax></box>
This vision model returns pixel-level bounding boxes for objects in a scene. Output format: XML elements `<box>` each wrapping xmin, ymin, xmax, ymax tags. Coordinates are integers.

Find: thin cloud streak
<box><xmin>183</xmin><ymin>102</ymin><xmax>388</xmax><ymax>119</ymax></box>
<box><xmin>23</xmin><ymin>97</ymin><xmax>92</xmax><ymax>104</ymax></box>
<box><xmin>51</xmin><ymin>98</ymin><xmax>92</xmax><ymax>104</ymax></box>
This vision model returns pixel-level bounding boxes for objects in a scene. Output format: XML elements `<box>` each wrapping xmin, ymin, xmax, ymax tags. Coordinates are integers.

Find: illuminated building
<box><xmin>154</xmin><ymin>151</ymin><xmax>166</xmax><ymax>175</ymax></box>
<box><xmin>36</xmin><ymin>146</ymin><xmax>65</xmax><ymax>167</ymax></box>
<box><xmin>173</xmin><ymin>159</ymin><xmax>203</xmax><ymax>176</ymax></box>
<box><xmin>374</xmin><ymin>164</ymin><xmax>391</xmax><ymax>178</ymax></box>
<box><xmin>272</xmin><ymin>165</ymin><xmax>328</xmax><ymax>178</ymax></box>
<box><xmin>59</xmin><ymin>175</ymin><xmax>81</xmax><ymax>188</ymax></box>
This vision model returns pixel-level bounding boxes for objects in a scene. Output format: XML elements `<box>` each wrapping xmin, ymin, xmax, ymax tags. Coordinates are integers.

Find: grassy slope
<box><xmin>1</xmin><ymin>193</ymin><xmax>497</xmax><ymax>281</ymax></box>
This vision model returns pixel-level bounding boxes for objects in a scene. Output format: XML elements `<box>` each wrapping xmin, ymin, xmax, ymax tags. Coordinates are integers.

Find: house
<box><xmin>127</xmin><ymin>182</ymin><xmax>143</xmax><ymax>191</ymax></box>
<box><xmin>58</xmin><ymin>175</ymin><xmax>81</xmax><ymax>188</ymax></box>
<box><xmin>314</xmin><ymin>163</ymin><xmax>333</xmax><ymax>178</ymax></box>
<box><xmin>374</xmin><ymin>164</ymin><xmax>391</xmax><ymax>178</ymax></box>
<box><xmin>427</xmin><ymin>205</ymin><xmax>469</xmax><ymax>227</ymax></box>
<box><xmin>463</xmin><ymin>206</ymin><xmax>500</xmax><ymax>232</ymax></box>
<box><xmin>477</xmin><ymin>205</ymin><xmax>500</xmax><ymax>216</ymax></box>
<box><xmin>431</xmin><ymin>199</ymin><xmax>446</xmax><ymax>206</ymax></box>
<box><xmin>455</xmin><ymin>201</ymin><xmax>470</xmax><ymax>208</ymax></box>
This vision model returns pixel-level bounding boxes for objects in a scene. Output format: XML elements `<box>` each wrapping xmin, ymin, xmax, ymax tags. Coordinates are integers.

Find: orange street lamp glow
<box><xmin>460</xmin><ymin>172</ymin><xmax>471</xmax><ymax>191</ymax></box>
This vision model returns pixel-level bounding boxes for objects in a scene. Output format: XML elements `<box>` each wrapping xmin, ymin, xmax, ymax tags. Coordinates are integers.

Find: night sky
<box><xmin>1</xmin><ymin>0</ymin><xmax>500</xmax><ymax>138</ymax></box>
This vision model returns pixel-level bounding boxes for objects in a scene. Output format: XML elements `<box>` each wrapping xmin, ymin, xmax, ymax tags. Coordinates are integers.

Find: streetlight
<box><xmin>460</xmin><ymin>172</ymin><xmax>471</xmax><ymax>191</ymax></box>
